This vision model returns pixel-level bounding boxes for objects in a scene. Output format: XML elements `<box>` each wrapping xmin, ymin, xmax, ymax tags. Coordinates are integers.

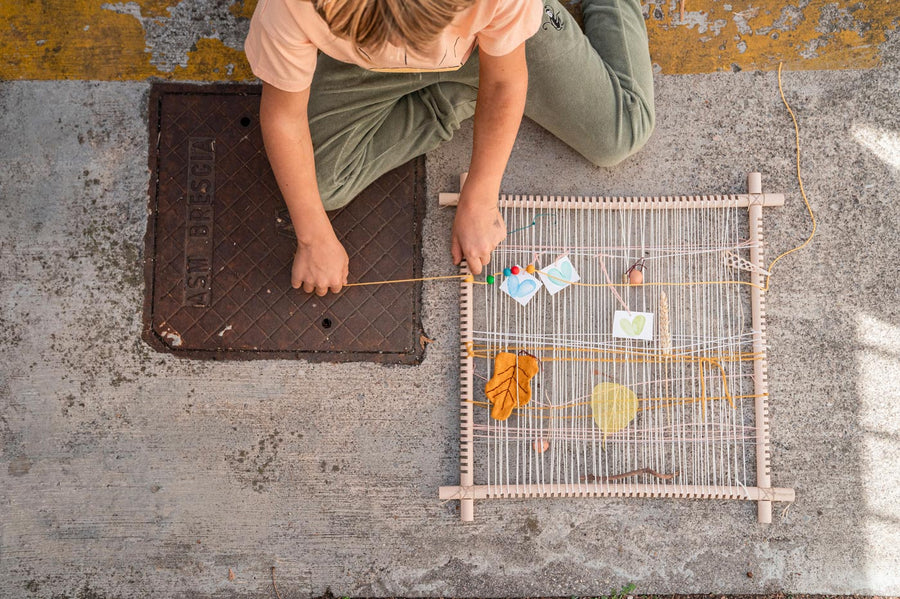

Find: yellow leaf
<box><xmin>591</xmin><ymin>382</ymin><xmax>638</xmax><ymax>434</ymax></box>
<box><xmin>485</xmin><ymin>352</ymin><xmax>540</xmax><ymax>421</ymax></box>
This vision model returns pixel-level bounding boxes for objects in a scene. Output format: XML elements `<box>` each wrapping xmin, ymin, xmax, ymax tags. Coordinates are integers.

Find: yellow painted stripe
<box><xmin>0</xmin><ymin>0</ymin><xmax>256</xmax><ymax>81</ymax></box>
<box><xmin>3</xmin><ymin>0</ymin><xmax>156</xmax><ymax>80</ymax></box>
<box><xmin>0</xmin><ymin>0</ymin><xmax>896</xmax><ymax>81</ymax></box>
<box><xmin>646</xmin><ymin>0</ymin><xmax>899</xmax><ymax>73</ymax></box>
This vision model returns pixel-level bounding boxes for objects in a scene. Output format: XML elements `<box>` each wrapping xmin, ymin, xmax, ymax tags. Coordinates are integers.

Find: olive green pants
<box><xmin>307</xmin><ymin>0</ymin><xmax>655</xmax><ymax>209</ymax></box>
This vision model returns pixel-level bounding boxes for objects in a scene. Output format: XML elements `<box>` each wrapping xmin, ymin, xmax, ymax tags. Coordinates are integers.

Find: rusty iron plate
<box><xmin>142</xmin><ymin>83</ymin><xmax>425</xmax><ymax>363</ymax></box>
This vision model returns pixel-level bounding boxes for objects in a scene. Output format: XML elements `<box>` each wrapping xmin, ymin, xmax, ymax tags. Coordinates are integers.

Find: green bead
<box><xmin>486</xmin><ymin>275</ymin><xmax>495</xmax><ymax>285</ymax></box>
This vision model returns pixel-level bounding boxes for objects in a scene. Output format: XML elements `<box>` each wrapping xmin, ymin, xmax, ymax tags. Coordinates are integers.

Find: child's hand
<box><xmin>292</xmin><ymin>230</ymin><xmax>349</xmax><ymax>295</ymax></box>
<box><xmin>450</xmin><ymin>195</ymin><xmax>506</xmax><ymax>276</ymax></box>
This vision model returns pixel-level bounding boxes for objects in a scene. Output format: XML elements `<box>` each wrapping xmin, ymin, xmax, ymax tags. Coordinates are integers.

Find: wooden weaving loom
<box><xmin>438</xmin><ymin>173</ymin><xmax>795</xmax><ymax>523</ymax></box>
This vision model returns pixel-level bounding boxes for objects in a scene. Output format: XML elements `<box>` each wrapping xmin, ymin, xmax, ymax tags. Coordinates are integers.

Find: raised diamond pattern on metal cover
<box><xmin>142</xmin><ymin>84</ymin><xmax>426</xmax><ymax>363</ymax></box>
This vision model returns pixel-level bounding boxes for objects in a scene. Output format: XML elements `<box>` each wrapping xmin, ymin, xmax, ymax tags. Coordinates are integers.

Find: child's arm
<box><xmin>451</xmin><ymin>42</ymin><xmax>529</xmax><ymax>275</ymax></box>
<box><xmin>259</xmin><ymin>83</ymin><xmax>349</xmax><ymax>296</ymax></box>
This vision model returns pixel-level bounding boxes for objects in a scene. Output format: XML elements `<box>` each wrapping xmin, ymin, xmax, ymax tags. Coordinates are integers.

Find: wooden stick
<box><xmin>439</xmin><ymin>192</ymin><xmax>786</xmax><ymax>209</ymax></box>
<box><xmin>458</xmin><ymin>262</ymin><xmax>475</xmax><ymax>522</ymax></box>
<box><xmin>439</xmin><ymin>483</ymin><xmax>795</xmax><ymax>502</ymax></box>
<box><xmin>748</xmin><ymin>172</ymin><xmax>774</xmax><ymax>524</ymax></box>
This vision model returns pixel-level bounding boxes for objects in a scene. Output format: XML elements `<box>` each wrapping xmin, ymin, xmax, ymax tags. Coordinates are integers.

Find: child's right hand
<box><xmin>292</xmin><ymin>229</ymin><xmax>349</xmax><ymax>296</ymax></box>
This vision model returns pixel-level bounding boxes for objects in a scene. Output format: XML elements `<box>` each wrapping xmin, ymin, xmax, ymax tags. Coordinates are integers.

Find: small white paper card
<box><xmin>499</xmin><ymin>272</ymin><xmax>543</xmax><ymax>306</ymax></box>
<box><xmin>612</xmin><ymin>310</ymin><xmax>654</xmax><ymax>340</ymax></box>
<box><xmin>537</xmin><ymin>256</ymin><xmax>581</xmax><ymax>295</ymax></box>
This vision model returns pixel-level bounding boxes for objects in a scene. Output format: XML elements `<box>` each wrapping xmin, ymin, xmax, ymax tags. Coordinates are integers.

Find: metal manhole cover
<box><xmin>142</xmin><ymin>83</ymin><xmax>425</xmax><ymax>363</ymax></box>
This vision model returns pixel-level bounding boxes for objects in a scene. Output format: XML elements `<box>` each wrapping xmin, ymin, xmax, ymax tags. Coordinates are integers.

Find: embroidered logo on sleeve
<box><xmin>542</xmin><ymin>6</ymin><xmax>565</xmax><ymax>30</ymax></box>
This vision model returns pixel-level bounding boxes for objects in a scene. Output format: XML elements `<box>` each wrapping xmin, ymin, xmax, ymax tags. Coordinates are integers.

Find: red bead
<box><xmin>511</xmin><ymin>266</ymin><xmax>520</xmax><ymax>275</ymax></box>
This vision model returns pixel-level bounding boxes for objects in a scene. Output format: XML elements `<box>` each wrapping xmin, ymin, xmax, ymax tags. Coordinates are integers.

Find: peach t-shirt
<box><xmin>245</xmin><ymin>0</ymin><xmax>543</xmax><ymax>92</ymax></box>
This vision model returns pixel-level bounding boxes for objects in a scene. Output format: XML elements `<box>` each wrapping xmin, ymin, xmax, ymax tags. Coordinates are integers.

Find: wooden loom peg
<box><xmin>748</xmin><ymin>172</ymin><xmax>762</xmax><ymax>195</ymax></box>
<box><xmin>439</xmin><ymin>172</ymin><xmax>470</xmax><ymax>206</ymax></box>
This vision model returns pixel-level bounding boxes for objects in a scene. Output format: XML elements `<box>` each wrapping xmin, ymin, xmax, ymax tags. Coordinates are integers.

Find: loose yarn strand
<box><xmin>762</xmin><ymin>61</ymin><xmax>817</xmax><ymax>290</ymax></box>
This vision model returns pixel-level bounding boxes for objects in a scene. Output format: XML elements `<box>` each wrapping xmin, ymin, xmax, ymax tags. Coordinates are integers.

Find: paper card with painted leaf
<box><xmin>612</xmin><ymin>310</ymin><xmax>654</xmax><ymax>341</ymax></box>
<box><xmin>537</xmin><ymin>255</ymin><xmax>580</xmax><ymax>295</ymax></box>
<box><xmin>499</xmin><ymin>271</ymin><xmax>542</xmax><ymax>306</ymax></box>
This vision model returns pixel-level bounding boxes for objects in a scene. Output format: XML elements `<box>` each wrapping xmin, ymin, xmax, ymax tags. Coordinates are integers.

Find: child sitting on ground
<box><xmin>244</xmin><ymin>0</ymin><xmax>655</xmax><ymax>296</ymax></box>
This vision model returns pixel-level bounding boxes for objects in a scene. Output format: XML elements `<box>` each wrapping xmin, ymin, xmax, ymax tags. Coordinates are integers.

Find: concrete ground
<box><xmin>2</xmin><ymin>1</ymin><xmax>900</xmax><ymax>597</ymax></box>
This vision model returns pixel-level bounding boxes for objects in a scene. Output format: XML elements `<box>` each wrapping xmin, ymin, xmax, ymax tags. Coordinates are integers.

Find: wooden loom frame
<box><xmin>438</xmin><ymin>173</ymin><xmax>795</xmax><ymax>523</ymax></box>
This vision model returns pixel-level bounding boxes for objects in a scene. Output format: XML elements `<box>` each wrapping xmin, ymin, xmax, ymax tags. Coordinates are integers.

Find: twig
<box><xmin>680</xmin><ymin>0</ymin><xmax>686</xmax><ymax>21</ymax></box>
<box><xmin>271</xmin><ymin>567</ymin><xmax>283</xmax><ymax>599</ymax></box>
<box><xmin>581</xmin><ymin>468</ymin><xmax>678</xmax><ymax>482</ymax></box>
<box><xmin>419</xmin><ymin>334</ymin><xmax>435</xmax><ymax>349</ymax></box>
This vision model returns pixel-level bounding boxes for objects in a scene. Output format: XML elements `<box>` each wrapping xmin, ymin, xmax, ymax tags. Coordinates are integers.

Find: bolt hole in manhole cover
<box><xmin>142</xmin><ymin>84</ymin><xmax>426</xmax><ymax>363</ymax></box>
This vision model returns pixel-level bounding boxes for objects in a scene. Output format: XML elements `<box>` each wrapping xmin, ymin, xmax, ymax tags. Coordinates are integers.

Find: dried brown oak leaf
<box><xmin>485</xmin><ymin>352</ymin><xmax>540</xmax><ymax>421</ymax></box>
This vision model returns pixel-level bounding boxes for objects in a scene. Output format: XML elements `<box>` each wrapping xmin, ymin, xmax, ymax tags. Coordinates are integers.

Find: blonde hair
<box><xmin>310</xmin><ymin>0</ymin><xmax>476</xmax><ymax>53</ymax></box>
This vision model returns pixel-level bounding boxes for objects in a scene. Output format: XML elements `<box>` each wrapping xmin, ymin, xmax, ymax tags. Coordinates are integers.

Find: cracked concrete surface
<box><xmin>101</xmin><ymin>0</ymin><xmax>249</xmax><ymax>72</ymax></box>
<box><xmin>1</xmin><ymin>16</ymin><xmax>900</xmax><ymax>599</ymax></box>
